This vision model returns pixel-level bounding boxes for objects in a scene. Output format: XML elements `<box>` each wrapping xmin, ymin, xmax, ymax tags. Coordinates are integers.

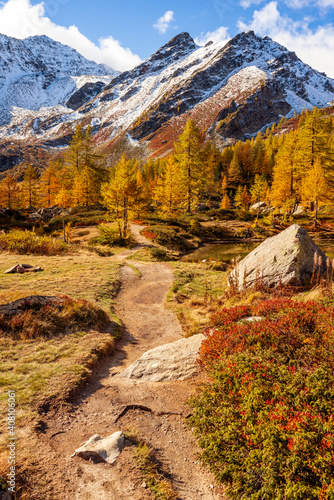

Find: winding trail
<box><xmin>35</xmin><ymin>226</ymin><xmax>220</xmax><ymax>500</ymax></box>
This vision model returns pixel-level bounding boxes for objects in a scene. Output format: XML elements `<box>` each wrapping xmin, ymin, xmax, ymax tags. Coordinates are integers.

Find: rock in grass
<box><xmin>71</xmin><ymin>432</ymin><xmax>125</xmax><ymax>464</ymax></box>
<box><xmin>0</xmin><ymin>295</ymin><xmax>63</xmax><ymax>316</ymax></box>
<box><xmin>118</xmin><ymin>334</ymin><xmax>205</xmax><ymax>382</ymax></box>
<box><xmin>229</xmin><ymin>224</ymin><xmax>332</xmax><ymax>290</ymax></box>
<box><xmin>4</xmin><ymin>264</ymin><xmax>42</xmax><ymax>274</ymax></box>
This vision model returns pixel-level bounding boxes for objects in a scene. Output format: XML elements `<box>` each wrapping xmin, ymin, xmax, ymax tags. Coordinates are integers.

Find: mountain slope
<box><xmin>0</xmin><ymin>33</ymin><xmax>117</xmax><ymax>125</ymax></box>
<box><xmin>0</xmin><ymin>31</ymin><xmax>333</xmax><ymax>157</ymax></box>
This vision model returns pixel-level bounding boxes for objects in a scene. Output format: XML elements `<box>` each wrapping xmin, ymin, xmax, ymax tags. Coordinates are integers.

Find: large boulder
<box><xmin>229</xmin><ymin>224</ymin><xmax>332</xmax><ymax>290</ymax></box>
<box><xmin>118</xmin><ymin>334</ymin><xmax>205</xmax><ymax>382</ymax></box>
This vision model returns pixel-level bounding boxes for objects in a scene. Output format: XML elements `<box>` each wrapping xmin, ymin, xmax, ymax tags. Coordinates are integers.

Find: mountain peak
<box><xmin>148</xmin><ymin>32</ymin><xmax>196</xmax><ymax>65</ymax></box>
<box><xmin>163</xmin><ymin>32</ymin><xmax>195</xmax><ymax>50</ymax></box>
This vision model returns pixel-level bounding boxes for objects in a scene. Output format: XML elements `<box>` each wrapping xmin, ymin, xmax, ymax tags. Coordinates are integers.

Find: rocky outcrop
<box><xmin>0</xmin><ymin>296</ymin><xmax>63</xmax><ymax>316</ymax></box>
<box><xmin>119</xmin><ymin>334</ymin><xmax>205</xmax><ymax>382</ymax></box>
<box><xmin>229</xmin><ymin>224</ymin><xmax>332</xmax><ymax>289</ymax></box>
<box><xmin>71</xmin><ymin>432</ymin><xmax>125</xmax><ymax>464</ymax></box>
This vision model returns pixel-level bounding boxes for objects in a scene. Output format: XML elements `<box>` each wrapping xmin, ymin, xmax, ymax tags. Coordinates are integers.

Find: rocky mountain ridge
<box><xmin>0</xmin><ymin>33</ymin><xmax>117</xmax><ymax>125</ymax></box>
<box><xmin>0</xmin><ymin>30</ymin><xmax>333</xmax><ymax>164</ymax></box>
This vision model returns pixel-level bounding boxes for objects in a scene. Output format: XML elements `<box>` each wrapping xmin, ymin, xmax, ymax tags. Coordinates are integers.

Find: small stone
<box><xmin>71</xmin><ymin>432</ymin><xmax>125</xmax><ymax>464</ymax></box>
<box><xmin>142</xmin><ymin>481</ymin><xmax>147</xmax><ymax>488</ymax></box>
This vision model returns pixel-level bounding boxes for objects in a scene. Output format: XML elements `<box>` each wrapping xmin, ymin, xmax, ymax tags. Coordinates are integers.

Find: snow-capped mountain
<box><xmin>0</xmin><ymin>31</ymin><xmax>334</xmax><ymax>158</ymax></box>
<box><xmin>0</xmin><ymin>33</ymin><xmax>117</xmax><ymax>125</ymax></box>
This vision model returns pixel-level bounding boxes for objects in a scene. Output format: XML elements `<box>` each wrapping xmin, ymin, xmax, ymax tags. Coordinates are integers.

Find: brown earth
<box><xmin>25</xmin><ymin>226</ymin><xmax>223</xmax><ymax>500</ymax></box>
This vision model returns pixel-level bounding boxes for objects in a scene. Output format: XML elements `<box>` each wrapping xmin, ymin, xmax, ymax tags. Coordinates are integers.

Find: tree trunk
<box><xmin>313</xmin><ymin>197</ymin><xmax>318</xmax><ymax>228</ymax></box>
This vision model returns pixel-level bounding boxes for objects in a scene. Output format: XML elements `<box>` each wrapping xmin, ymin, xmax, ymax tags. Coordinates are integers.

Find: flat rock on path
<box><xmin>119</xmin><ymin>333</ymin><xmax>205</xmax><ymax>382</ymax></box>
<box><xmin>35</xmin><ymin>260</ymin><xmax>219</xmax><ymax>500</ymax></box>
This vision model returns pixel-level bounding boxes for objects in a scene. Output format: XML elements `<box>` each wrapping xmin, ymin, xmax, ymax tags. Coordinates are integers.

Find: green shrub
<box><xmin>0</xmin><ymin>230</ymin><xmax>68</xmax><ymax>255</ymax></box>
<box><xmin>77</xmin><ymin>230</ymin><xmax>90</xmax><ymax>237</ymax></box>
<box><xmin>189</xmin><ymin>298</ymin><xmax>334</xmax><ymax>500</ymax></box>
<box><xmin>149</xmin><ymin>247</ymin><xmax>167</xmax><ymax>261</ymax></box>
<box><xmin>88</xmin><ymin>224</ymin><xmax>134</xmax><ymax>248</ymax></box>
<box><xmin>188</xmin><ymin>219</ymin><xmax>202</xmax><ymax>235</ymax></box>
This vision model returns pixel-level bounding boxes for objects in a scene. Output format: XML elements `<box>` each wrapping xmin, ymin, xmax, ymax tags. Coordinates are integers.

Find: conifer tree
<box><xmin>39</xmin><ymin>162</ymin><xmax>61</xmax><ymax>207</ymax></box>
<box><xmin>228</xmin><ymin>146</ymin><xmax>243</xmax><ymax>187</ymax></box>
<box><xmin>250</xmin><ymin>174</ymin><xmax>269</xmax><ymax>220</ymax></box>
<box><xmin>102</xmin><ymin>156</ymin><xmax>141</xmax><ymax>240</ymax></box>
<box><xmin>155</xmin><ymin>156</ymin><xmax>183</xmax><ymax>213</ymax></box>
<box><xmin>220</xmin><ymin>193</ymin><xmax>232</xmax><ymax>209</ymax></box>
<box><xmin>301</xmin><ymin>156</ymin><xmax>327</xmax><ymax>227</ymax></box>
<box><xmin>174</xmin><ymin>119</ymin><xmax>204</xmax><ymax>212</ymax></box>
<box><xmin>22</xmin><ymin>165</ymin><xmax>40</xmax><ymax>207</ymax></box>
<box><xmin>0</xmin><ymin>175</ymin><xmax>19</xmax><ymax>209</ymax></box>
<box><xmin>271</xmin><ymin>133</ymin><xmax>299</xmax><ymax>211</ymax></box>
<box><xmin>235</xmin><ymin>185</ymin><xmax>250</xmax><ymax>209</ymax></box>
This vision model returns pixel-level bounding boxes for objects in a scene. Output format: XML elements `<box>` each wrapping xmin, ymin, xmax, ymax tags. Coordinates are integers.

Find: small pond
<box><xmin>182</xmin><ymin>240</ymin><xmax>334</xmax><ymax>263</ymax></box>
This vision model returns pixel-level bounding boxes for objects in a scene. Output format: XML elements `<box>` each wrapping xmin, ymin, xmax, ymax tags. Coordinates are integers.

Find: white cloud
<box><xmin>153</xmin><ymin>10</ymin><xmax>174</xmax><ymax>34</ymax></box>
<box><xmin>242</xmin><ymin>0</ymin><xmax>334</xmax><ymax>9</ymax></box>
<box><xmin>318</xmin><ymin>0</ymin><xmax>334</xmax><ymax>7</ymax></box>
<box><xmin>0</xmin><ymin>0</ymin><xmax>142</xmax><ymax>71</ymax></box>
<box><xmin>284</xmin><ymin>0</ymin><xmax>310</xmax><ymax>7</ymax></box>
<box><xmin>240</xmin><ymin>0</ymin><xmax>266</xmax><ymax>9</ymax></box>
<box><xmin>238</xmin><ymin>1</ymin><xmax>334</xmax><ymax>78</ymax></box>
<box><xmin>195</xmin><ymin>26</ymin><xmax>230</xmax><ymax>46</ymax></box>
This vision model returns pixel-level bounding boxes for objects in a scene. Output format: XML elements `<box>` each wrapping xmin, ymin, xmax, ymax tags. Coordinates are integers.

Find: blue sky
<box><xmin>0</xmin><ymin>0</ymin><xmax>333</xmax><ymax>76</ymax></box>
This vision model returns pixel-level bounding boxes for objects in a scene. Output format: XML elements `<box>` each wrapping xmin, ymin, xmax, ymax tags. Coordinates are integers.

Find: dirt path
<box><xmin>33</xmin><ymin>226</ymin><xmax>220</xmax><ymax>500</ymax></box>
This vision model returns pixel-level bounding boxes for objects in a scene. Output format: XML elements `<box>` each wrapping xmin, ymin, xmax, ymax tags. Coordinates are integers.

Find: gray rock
<box><xmin>239</xmin><ymin>316</ymin><xmax>264</xmax><ymax>323</ymax></box>
<box><xmin>4</xmin><ymin>264</ymin><xmax>20</xmax><ymax>274</ymax></box>
<box><xmin>229</xmin><ymin>224</ymin><xmax>332</xmax><ymax>290</ymax></box>
<box><xmin>4</xmin><ymin>264</ymin><xmax>42</xmax><ymax>274</ymax></box>
<box><xmin>292</xmin><ymin>205</ymin><xmax>304</xmax><ymax>216</ymax></box>
<box><xmin>0</xmin><ymin>295</ymin><xmax>63</xmax><ymax>316</ymax></box>
<box><xmin>71</xmin><ymin>432</ymin><xmax>124</xmax><ymax>464</ymax></box>
<box><xmin>250</xmin><ymin>201</ymin><xmax>267</xmax><ymax>213</ymax></box>
<box><xmin>118</xmin><ymin>334</ymin><xmax>205</xmax><ymax>382</ymax></box>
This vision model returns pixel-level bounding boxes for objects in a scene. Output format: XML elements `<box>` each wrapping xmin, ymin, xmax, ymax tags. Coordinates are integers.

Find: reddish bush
<box><xmin>190</xmin><ymin>298</ymin><xmax>334</xmax><ymax>499</ymax></box>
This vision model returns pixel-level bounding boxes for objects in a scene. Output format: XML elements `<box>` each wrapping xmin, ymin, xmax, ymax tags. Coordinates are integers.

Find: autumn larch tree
<box><xmin>102</xmin><ymin>156</ymin><xmax>141</xmax><ymax>241</ymax></box>
<box><xmin>0</xmin><ymin>175</ymin><xmax>19</xmax><ymax>209</ymax></box>
<box><xmin>22</xmin><ymin>165</ymin><xmax>40</xmax><ymax>208</ymax></box>
<box><xmin>174</xmin><ymin>119</ymin><xmax>204</xmax><ymax>212</ymax></box>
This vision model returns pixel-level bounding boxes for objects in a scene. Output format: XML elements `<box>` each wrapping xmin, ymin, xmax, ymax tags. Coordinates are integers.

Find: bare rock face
<box><xmin>118</xmin><ymin>334</ymin><xmax>205</xmax><ymax>382</ymax></box>
<box><xmin>229</xmin><ymin>224</ymin><xmax>332</xmax><ymax>290</ymax></box>
<box><xmin>71</xmin><ymin>432</ymin><xmax>125</xmax><ymax>464</ymax></box>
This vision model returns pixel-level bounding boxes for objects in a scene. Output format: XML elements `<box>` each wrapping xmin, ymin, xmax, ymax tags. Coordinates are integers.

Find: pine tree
<box><xmin>271</xmin><ymin>133</ymin><xmax>299</xmax><ymax>211</ymax></box>
<box><xmin>39</xmin><ymin>162</ymin><xmax>61</xmax><ymax>207</ymax></box>
<box><xmin>250</xmin><ymin>174</ymin><xmax>269</xmax><ymax>221</ymax></box>
<box><xmin>22</xmin><ymin>165</ymin><xmax>40</xmax><ymax>207</ymax></box>
<box><xmin>301</xmin><ymin>156</ymin><xmax>327</xmax><ymax>227</ymax></box>
<box><xmin>220</xmin><ymin>193</ymin><xmax>232</xmax><ymax>209</ymax></box>
<box><xmin>0</xmin><ymin>175</ymin><xmax>19</xmax><ymax>209</ymax></box>
<box><xmin>228</xmin><ymin>146</ymin><xmax>243</xmax><ymax>187</ymax></box>
<box><xmin>155</xmin><ymin>156</ymin><xmax>183</xmax><ymax>213</ymax></box>
<box><xmin>65</xmin><ymin>125</ymin><xmax>107</xmax><ymax>206</ymax></box>
<box><xmin>102</xmin><ymin>156</ymin><xmax>141</xmax><ymax>240</ymax></box>
<box><xmin>235</xmin><ymin>185</ymin><xmax>250</xmax><ymax>209</ymax></box>
<box><xmin>174</xmin><ymin>119</ymin><xmax>204</xmax><ymax>212</ymax></box>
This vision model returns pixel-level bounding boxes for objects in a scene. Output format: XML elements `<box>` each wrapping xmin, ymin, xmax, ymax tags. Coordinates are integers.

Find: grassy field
<box><xmin>0</xmin><ymin>250</ymin><xmax>122</xmax><ymax>436</ymax></box>
<box><xmin>0</xmin><ymin>251</ymin><xmax>121</xmax><ymax>311</ymax></box>
<box><xmin>166</xmin><ymin>261</ymin><xmax>228</xmax><ymax>336</ymax></box>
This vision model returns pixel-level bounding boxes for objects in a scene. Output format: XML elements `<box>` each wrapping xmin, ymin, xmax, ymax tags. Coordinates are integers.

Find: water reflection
<box><xmin>182</xmin><ymin>240</ymin><xmax>334</xmax><ymax>263</ymax></box>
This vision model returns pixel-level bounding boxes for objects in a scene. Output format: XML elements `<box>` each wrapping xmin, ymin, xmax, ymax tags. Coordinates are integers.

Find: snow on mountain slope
<box><xmin>0</xmin><ymin>33</ymin><xmax>117</xmax><ymax>125</ymax></box>
<box><xmin>0</xmin><ymin>31</ymin><xmax>334</xmax><ymax>152</ymax></box>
